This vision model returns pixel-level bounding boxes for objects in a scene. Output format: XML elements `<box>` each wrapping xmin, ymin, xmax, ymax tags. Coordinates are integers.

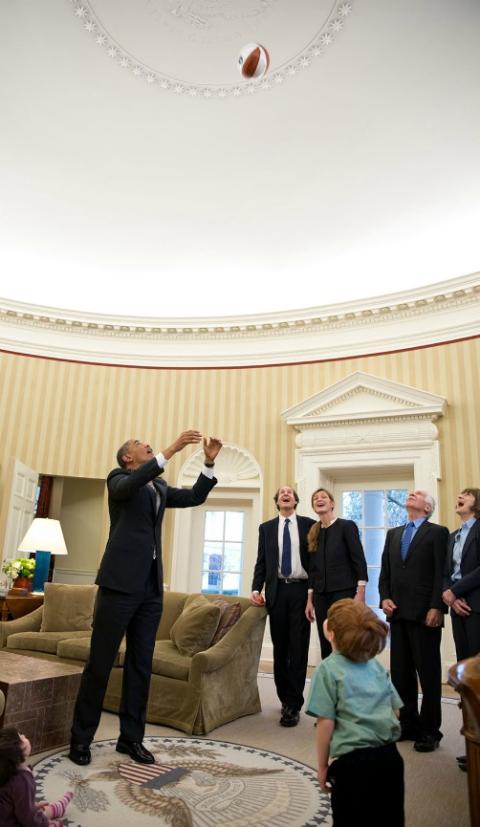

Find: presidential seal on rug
<box><xmin>33</xmin><ymin>736</ymin><xmax>332</xmax><ymax>826</ymax></box>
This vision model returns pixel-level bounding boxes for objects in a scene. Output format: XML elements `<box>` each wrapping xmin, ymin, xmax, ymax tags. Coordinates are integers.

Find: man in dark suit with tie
<box><xmin>251</xmin><ymin>486</ymin><xmax>315</xmax><ymax>727</ymax></box>
<box><xmin>69</xmin><ymin>430</ymin><xmax>222</xmax><ymax>766</ymax></box>
<box><xmin>442</xmin><ymin>487</ymin><xmax>480</xmax><ymax>771</ymax></box>
<box><xmin>379</xmin><ymin>489</ymin><xmax>449</xmax><ymax>753</ymax></box>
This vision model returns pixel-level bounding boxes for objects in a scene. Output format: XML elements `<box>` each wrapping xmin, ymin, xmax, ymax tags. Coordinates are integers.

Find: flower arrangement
<box><xmin>2</xmin><ymin>557</ymin><xmax>36</xmax><ymax>579</ymax></box>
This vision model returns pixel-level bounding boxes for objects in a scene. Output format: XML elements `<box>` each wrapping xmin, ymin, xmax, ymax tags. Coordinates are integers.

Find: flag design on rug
<box><xmin>118</xmin><ymin>762</ymin><xmax>189</xmax><ymax>789</ymax></box>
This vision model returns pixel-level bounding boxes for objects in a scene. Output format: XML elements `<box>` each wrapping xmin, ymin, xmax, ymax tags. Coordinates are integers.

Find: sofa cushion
<box><xmin>170</xmin><ymin>594</ymin><xmax>221</xmax><ymax>657</ymax></box>
<box><xmin>7</xmin><ymin>630</ymin><xmax>92</xmax><ymax>655</ymax></box>
<box><xmin>210</xmin><ymin>599</ymin><xmax>241</xmax><ymax>646</ymax></box>
<box><xmin>151</xmin><ymin>640</ymin><xmax>191</xmax><ymax>681</ymax></box>
<box><xmin>57</xmin><ymin>634</ymin><xmax>125</xmax><ymax>665</ymax></box>
<box><xmin>40</xmin><ymin>583</ymin><xmax>97</xmax><ymax>632</ymax></box>
<box><xmin>156</xmin><ymin>591</ymin><xmax>188</xmax><ymax>640</ymax></box>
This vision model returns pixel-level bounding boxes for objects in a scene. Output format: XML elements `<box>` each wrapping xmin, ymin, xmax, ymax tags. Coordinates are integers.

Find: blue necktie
<box><xmin>400</xmin><ymin>521</ymin><xmax>415</xmax><ymax>561</ymax></box>
<box><xmin>281</xmin><ymin>518</ymin><xmax>292</xmax><ymax>577</ymax></box>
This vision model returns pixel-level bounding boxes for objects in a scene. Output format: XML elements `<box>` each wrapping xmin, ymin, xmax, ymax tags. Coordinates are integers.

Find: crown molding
<box><xmin>1</xmin><ymin>272</ymin><xmax>479</xmax><ymax>367</ymax></box>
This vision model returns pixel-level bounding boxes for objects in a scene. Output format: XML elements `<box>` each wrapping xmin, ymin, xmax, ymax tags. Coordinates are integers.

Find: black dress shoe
<box><xmin>280</xmin><ymin>707</ymin><xmax>300</xmax><ymax>727</ymax></box>
<box><xmin>413</xmin><ymin>735</ymin><xmax>440</xmax><ymax>753</ymax></box>
<box><xmin>68</xmin><ymin>743</ymin><xmax>91</xmax><ymax>765</ymax></box>
<box><xmin>116</xmin><ymin>738</ymin><xmax>155</xmax><ymax>764</ymax></box>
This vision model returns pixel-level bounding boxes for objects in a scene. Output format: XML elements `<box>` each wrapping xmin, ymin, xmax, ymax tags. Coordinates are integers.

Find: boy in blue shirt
<box><xmin>306</xmin><ymin>598</ymin><xmax>404</xmax><ymax>827</ymax></box>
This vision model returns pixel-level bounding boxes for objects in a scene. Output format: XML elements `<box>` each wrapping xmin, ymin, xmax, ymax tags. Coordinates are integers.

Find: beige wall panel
<box><xmin>1</xmin><ymin>338</ymin><xmax>480</xmax><ymax>580</ymax></box>
<box><xmin>55</xmin><ymin>477</ymin><xmax>105</xmax><ymax>580</ymax></box>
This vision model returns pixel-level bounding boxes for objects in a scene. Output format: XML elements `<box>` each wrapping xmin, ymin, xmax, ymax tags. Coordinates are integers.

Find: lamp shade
<box><xmin>18</xmin><ymin>518</ymin><xmax>68</xmax><ymax>556</ymax></box>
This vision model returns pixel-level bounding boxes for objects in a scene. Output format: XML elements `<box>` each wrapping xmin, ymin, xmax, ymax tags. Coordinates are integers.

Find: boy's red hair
<box><xmin>327</xmin><ymin>598</ymin><xmax>388</xmax><ymax>662</ymax></box>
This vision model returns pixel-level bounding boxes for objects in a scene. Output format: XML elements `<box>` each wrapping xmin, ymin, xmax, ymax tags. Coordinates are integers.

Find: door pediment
<box><xmin>282</xmin><ymin>371</ymin><xmax>446</xmax><ymax>427</ymax></box>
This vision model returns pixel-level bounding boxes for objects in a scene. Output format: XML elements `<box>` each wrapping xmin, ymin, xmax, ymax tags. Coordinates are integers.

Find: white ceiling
<box><xmin>1</xmin><ymin>0</ymin><xmax>479</xmax><ymax>319</ymax></box>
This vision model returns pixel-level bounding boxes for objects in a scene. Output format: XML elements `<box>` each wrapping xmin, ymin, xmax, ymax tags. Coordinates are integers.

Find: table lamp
<box><xmin>17</xmin><ymin>518</ymin><xmax>68</xmax><ymax>593</ymax></box>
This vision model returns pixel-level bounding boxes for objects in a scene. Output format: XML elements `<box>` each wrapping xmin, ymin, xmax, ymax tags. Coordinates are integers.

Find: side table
<box><xmin>0</xmin><ymin>651</ymin><xmax>82</xmax><ymax>752</ymax></box>
<box><xmin>0</xmin><ymin>592</ymin><xmax>44</xmax><ymax>621</ymax></box>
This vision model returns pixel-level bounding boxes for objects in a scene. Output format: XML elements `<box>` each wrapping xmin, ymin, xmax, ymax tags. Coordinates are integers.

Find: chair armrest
<box><xmin>0</xmin><ymin>605</ymin><xmax>44</xmax><ymax>647</ymax></box>
<box><xmin>191</xmin><ymin>605</ymin><xmax>267</xmax><ymax>676</ymax></box>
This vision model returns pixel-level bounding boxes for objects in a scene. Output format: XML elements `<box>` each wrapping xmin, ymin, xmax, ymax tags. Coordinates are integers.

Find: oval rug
<box><xmin>34</xmin><ymin>736</ymin><xmax>332</xmax><ymax>826</ymax></box>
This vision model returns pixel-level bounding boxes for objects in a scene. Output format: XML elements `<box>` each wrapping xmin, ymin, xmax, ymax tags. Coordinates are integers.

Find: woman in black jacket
<box><xmin>305</xmin><ymin>487</ymin><xmax>368</xmax><ymax>658</ymax></box>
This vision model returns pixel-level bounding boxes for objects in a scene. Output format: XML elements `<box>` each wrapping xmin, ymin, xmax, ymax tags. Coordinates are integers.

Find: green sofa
<box><xmin>0</xmin><ymin>584</ymin><xmax>267</xmax><ymax>735</ymax></box>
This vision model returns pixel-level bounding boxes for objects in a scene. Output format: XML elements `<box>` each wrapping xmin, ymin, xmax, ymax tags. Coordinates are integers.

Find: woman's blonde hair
<box><xmin>326</xmin><ymin>599</ymin><xmax>388</xmax><ymax>662</ymax></box>
<box><xmin>307</xmin><ymin>487</ymin><xmax>335</xmax><ymax>551</ymax></box>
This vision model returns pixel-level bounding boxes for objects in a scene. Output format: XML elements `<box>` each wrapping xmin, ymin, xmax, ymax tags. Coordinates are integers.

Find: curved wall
<box><xmin>1</xmin><ymin>335</ymin><xmax>480</xmax><ymax>579</ymax></box>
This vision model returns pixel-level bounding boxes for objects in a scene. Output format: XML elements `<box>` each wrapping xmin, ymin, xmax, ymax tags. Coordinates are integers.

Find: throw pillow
<box><xmin>170</xmin><ymin>594</ymin><xmax>221</xmax><ymax>657</ymax></box>
<box><xmin>210</xmin><ymin>599</ymin><xmax>241</xmax><ymax>646</ymax></box>
<box><xmin>40</xmin><ymin>583</ymin><xmax>98</xmax><ymax>632</ymax></box>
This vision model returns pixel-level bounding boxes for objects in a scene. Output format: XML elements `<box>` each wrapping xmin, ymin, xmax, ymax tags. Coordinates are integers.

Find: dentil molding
<box><xmin>0</xmin><ymin>273</ymin><xmax>479</xmax><ymax>367</ymax></box>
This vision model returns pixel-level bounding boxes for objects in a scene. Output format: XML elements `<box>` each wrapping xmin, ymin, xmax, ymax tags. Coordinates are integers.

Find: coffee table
<box><xmin>0</xmin><ymin>651</ymin><xmax>83</xmax><ymax>753</ymax></box>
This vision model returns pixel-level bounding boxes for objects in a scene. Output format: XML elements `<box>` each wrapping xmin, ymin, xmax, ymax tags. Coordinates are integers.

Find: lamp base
<box><xmin>32</xmin><ymin>551</ymin><xmax>51</xmax><ymax>593</ymax></box>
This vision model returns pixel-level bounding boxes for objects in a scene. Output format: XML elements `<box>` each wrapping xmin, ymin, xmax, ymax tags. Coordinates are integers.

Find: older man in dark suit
<box><xmin>251</xmin><ymin>486</ymin><xmax>315</xmax><ymax>727</ymax></box>
<box><xmin>379</xmin><ymin>489</ymin><xmax>448</xmax><ymax>753</ymax></box>
<box><xmin>69</xmin><ymin>430</ymin><xmax>222</xmax><ymax>766</ymax></box>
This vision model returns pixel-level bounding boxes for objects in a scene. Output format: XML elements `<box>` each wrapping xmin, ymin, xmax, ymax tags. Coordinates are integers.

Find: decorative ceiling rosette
<box><xmin>69</xmin><ymin>0</ymin><xmax>354</xmax><ymax>98</ymax></box>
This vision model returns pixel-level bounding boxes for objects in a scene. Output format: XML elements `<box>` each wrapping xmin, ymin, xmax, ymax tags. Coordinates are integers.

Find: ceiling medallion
<box><xmin>69</xmin><ymin>0</ymin><xmax>354</xmax><ymax>98</ymax></box>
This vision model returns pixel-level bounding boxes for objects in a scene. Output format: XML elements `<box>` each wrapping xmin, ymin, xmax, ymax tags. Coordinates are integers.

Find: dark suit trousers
<box><xmin>452</xmin><ymin>611</ymin><xmax>480</xmax><ymax>661</ymax></box>
<box><xmin>389</xmin><ymin>620</ymin><xmax>442</xmax><ymax>739</ymax></box>
<box><xmin>269</xmin><ymin>580</ymin><xmax>310</xmax><ymax>711</ymax></box>
<box><xmin>71</xmin><ymin>564</ymin><xmax>163</xmax><ymax>745</ymax></box>
<box><xmin>313</xmin><ymin>588</ymin><xmax>356</xmax><ymax>660</ymax></box>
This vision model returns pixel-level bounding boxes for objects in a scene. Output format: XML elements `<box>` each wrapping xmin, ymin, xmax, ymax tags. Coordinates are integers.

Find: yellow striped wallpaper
<box><xmin>1</xmin><ymin>337</ymin><xmax>479</xmax><ymax>578</ymax></box>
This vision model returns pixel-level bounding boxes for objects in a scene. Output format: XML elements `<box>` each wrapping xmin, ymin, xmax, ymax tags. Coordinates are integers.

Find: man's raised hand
<box><xmin>203</xmin><ymin>437</ymin><xmax>223</xmax><ymax>463</ymax></box>
<box><xmin>163</xmin><ymin>430</ymin><xmax>202</xmax><ymax>460</ymax></box>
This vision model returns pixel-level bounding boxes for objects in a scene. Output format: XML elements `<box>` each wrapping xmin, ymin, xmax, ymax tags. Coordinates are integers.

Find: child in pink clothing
<box><xmin>0</xmin><ymin>727</ymin><xmax>73</xmax><ymax>826</ymax></box>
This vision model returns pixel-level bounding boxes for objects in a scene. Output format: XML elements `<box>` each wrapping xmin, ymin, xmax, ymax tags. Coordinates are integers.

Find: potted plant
<box><xmin>2</xmin><ymin>557</ymin><xmax>36</xmax><ymax>590</ymax></box>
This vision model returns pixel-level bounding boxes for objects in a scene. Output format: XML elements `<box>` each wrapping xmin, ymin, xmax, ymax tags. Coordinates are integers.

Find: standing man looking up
<box><xmin>251</xmin><ymin>486</ymin><xmax>315</xmax><ymax>727</ymax></box>
<box><xmin>379</xmin><ymin>490</ymin><xmax>448</xmax><ymax>753</ymax></box>
<box><xmin>69</xmin><ymin>430</ymin><xmax>222</xmax><ymax>767</ymax></box>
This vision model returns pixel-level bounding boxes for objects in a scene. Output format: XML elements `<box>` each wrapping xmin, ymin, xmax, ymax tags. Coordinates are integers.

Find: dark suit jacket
<box><xmin>443</xmin><ymin>519</ymin><xmax>480</xmax><ymax>613</ymax></box>
<box><xmin>308</xmin><ymin>518</ymin><xmax>368</xmax><ymax>593</ymax></box>
<box><xmin>379</xmin><ymin>519</ymin><xmax>449</xmax><ymax>623</ymax></box>
<box><xmin>96</xmin><ymin>457</ymin><xmax>217</xmax><ymax>593</ymax></box>
<box><xmin>251</xmin><ymin>515</ymin><xmax>315</xmax><ymax>611</ymax></box>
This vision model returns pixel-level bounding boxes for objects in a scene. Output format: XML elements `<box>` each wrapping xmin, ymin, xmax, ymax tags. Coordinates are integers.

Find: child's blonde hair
<box><xmin>326</xmin><ymin>598</ymin><xmax>388</xmax><ymax>662</ymax></box>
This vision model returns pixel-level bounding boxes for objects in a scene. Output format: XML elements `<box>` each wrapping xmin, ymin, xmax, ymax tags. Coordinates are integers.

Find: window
<box><xmin>201</xmin><ymin>510</ymin><xmax>245</xmax><ymax>596</ymax></box>
<box><xmin>342</xmin><ymin>489</ymin><xmax>408</xmax><ymax>611</ymax></box>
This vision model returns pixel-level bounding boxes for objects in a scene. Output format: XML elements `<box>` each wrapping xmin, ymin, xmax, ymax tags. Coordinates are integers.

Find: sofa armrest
<box><xmin>190</xmin><ymin>605</ymin><xmax>267</xmax><ymax>676</ymax></box>
<box><xmin>0</xmin><ymin>605</ymin><xmax>44</xmax><ymax>647</ymax></box>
